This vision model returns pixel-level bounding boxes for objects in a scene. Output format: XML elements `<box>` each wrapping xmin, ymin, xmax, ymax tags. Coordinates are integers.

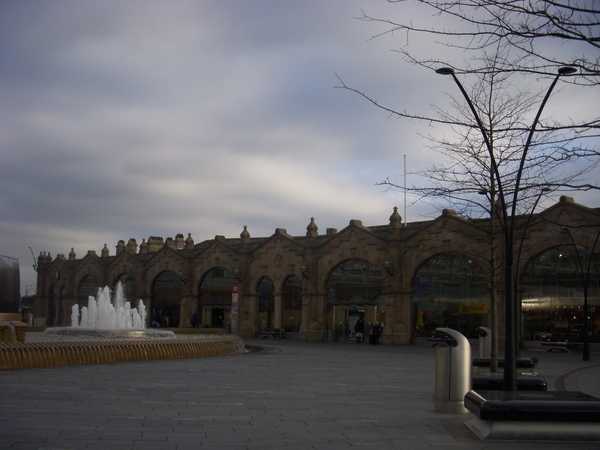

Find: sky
<box><xmin>1</xmin><ymin>0</ymin><xmax>598</xmax><ymax>297</ymax></box>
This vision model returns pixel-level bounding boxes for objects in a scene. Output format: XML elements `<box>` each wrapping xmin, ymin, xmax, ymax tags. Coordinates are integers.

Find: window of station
<box><xmin>521</xmin><ymin>245</ymin><xmax>599</xmax><ymax>343</ymax></box>
<box><xmin>282</xmin><ymin>275</ymin><xmax>302</xmax><ymax>333</ymax></box>
<box><xmin>412</xmin><ymin>253</ymin><xmax>488</xmax><ymax>339</ymax></box>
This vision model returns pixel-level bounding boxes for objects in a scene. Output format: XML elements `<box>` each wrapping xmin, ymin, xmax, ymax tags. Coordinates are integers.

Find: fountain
<box><xmin>0</xmin><ymin>283</ymin><xmax>246</xmax><ymax>370</ymax></box>
<box><xmin>44</xmin><ymin>283</ymin><xmax>175</xmax><ymax>339</ymax></box>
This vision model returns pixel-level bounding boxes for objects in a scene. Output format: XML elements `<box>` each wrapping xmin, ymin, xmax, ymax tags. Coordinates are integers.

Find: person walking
<box><xmin>354</xmin><ymin>317</ymin><xmax>365</xmax><ymax>343</ymax></box>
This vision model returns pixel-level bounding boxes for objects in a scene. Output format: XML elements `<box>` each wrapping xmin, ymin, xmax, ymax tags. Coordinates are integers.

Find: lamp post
<box><xmin>514</xmin><ymin>187</ymin><xmax>552</xmax><ymax>356</ymax></box>
<box><xmin>477</xmin><ymin>182</ymin><xmax>499</xmax><ymax>373</ymax></box>
<box><xmin>435</xmin><ymin>66</ymin><xmax>576</xmax><ymax>391</ymax></box>
<box><xmin>561</xmin><ymin>227</ymin><xmax>600</xmax><ymax>361</ymax></box>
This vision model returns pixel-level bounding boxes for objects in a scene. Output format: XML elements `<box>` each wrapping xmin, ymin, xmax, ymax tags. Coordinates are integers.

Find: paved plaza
<box><xmin>1</xmin><ymin>337</ymin><xmax>599</xmax><ymax>449</ymax></box>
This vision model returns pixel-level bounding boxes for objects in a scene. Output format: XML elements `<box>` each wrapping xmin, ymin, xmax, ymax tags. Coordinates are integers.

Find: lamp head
<box><xmin>558</xmin><ymin>66</ymin><xmax>577</xmax><ymax>75</ymax></box>
<box><xmin>435</xmin><ymin>67</ymin><xmax>455</xmax><ymax>75</ymax></box>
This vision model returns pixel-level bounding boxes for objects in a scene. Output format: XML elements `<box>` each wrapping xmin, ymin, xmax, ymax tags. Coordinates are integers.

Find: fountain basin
<box><xmin>45</xmin><ymin>327</ymin><xmax>176</xmax><ymax>339</ymax></box>
<box><xmin>0</xmin><ymin>333</ymin><xmax>246</xmax><ymax>370</ymax></box>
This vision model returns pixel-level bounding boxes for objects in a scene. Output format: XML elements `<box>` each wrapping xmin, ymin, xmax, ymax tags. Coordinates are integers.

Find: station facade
<box><xmin>34</xmin><ymin>196</ymin><xmax>600</xmax><ymax>345</ymax></box>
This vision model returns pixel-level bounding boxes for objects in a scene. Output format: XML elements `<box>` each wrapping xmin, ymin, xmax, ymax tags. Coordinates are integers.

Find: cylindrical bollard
<box><xmin>434</xmin><ymin>327</ymin><xmax>471</xmax><ymax>413</ymax></box>
<box><xmin>478</xmin><ymin>326</ymin><xmax>491</xmax><ymax>358</ymax></box>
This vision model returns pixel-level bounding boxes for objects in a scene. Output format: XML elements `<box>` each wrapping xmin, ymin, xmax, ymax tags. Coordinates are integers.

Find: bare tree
<box><xmin>360</xmin><ymin>0</ymin><xmax>600</xmax><ymax>82</ymax></box>
<box><xmin>338</xmin><ymin>2</ymin><xmax>600</xmax><ymax>378</ymax></box>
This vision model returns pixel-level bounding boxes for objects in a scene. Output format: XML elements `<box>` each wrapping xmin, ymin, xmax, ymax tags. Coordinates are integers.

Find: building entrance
<box><xmin>211</xmin><ymin>307</ymin><xmax>225</xmax><ymax>328</ymax></box>
<box><xmin>331</xmin><ymin>306</ymin><xmax>383</xmax><ymax>342</ymax></box>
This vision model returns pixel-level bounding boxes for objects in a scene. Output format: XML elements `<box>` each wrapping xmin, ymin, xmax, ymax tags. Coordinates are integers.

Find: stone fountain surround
<box><xmin>0</xmin><ymin>328</ymin><xmax>246</xmax><ymax>370</ymax></box>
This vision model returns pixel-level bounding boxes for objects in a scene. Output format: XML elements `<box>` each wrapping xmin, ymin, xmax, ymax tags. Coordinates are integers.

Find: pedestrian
<box><xmin>371</xmin><ymin>321</ymin><xmax>382</xmax><ymax>345</ymax></box>
<box><xmin>190</xmin><ymin>311</ymin><xmax>199</xmax><ymax>328</ymax></box>
<box><xmin>354</xmin><ymin>317</ymin><xmax>365</xmax><ymax>343</ymax></box>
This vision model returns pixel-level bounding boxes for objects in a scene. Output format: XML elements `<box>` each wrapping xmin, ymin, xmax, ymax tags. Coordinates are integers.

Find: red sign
<box><xmin>232</xmin><ymin>283</ymin><xmax>239</xmax><ymax>294</ymax></box>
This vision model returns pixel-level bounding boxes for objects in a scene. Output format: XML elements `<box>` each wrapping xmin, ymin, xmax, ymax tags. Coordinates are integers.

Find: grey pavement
<box><xmin>0</xmin><ymin>338</ymin><xmax>599</xmax><ymax>449</ymax></box>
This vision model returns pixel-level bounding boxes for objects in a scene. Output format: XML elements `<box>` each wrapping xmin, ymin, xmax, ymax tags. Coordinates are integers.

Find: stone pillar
<box><xmin>273</xmin><ymin>292</ymin><xmax>282</xmax><ymax>330</ymax></box>
<box><xmin>388</xmin><ymin>288</ymin><xmax>412</xmax><ymax>344</ymax></box>
<box><xmin>238</xmin><ymin>293</ymin><xmax>257</xmax><ymax>338</ymax></box>
<box><xmin>180</xmin><ymin>295</ymin><xmax>197</xmax><ymax>328</ymax></box>
<box><xmin>304</xmin><ymin>292</ymin><xmax>326</xmax><ymax>342</ymax></box>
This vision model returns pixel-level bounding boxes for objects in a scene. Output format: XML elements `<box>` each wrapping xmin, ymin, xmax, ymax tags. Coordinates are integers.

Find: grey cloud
<box><xmin>1</xmin><ymin>0</ymin><xmax>596</xmax><ymax>297</ymax></box>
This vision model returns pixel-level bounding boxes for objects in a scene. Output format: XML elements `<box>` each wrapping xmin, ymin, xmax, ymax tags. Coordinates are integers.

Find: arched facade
<box><xmin>35</xmin><ymin>197</ymin><xmax>600</xmax><ymax>345</ymax></box>
<box><xmin>326</xmin><ymin>258</ymin><xmax>385</xmax><ymax>341</ymax></box>
<box><xmin>412</xmin><ymin>253</ymin><xmax>488</xmax><ymax>338</ymax></box>
<box><xmin>521</xmin><ymin>245</ymin><xmax>600</xmax><ymax>342</ymax></box>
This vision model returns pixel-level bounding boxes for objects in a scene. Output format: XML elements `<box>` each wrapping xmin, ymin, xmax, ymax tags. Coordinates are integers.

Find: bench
<box><xmin>257</xmin><ymin>329</ymin><xmax>282</xmax><ymax>339</ymax></box>
<box><xmin>473</xmin><ymin>357</ymin><xmax>538</xmax><ymax>368</ymax></box>
<box><xmin>464</xmin><ymin>389</ymin><xmax>600</xmax><ymax>441</ymax></box>
<box><xmin>541</xmin><ymin>341</ymin><xmax>582</xmax><ymax>353</ymax></box>
<box><xmin>472</xmin><ymin>376</ymin><xmax>547</xmax><ymax>391</ymax></box>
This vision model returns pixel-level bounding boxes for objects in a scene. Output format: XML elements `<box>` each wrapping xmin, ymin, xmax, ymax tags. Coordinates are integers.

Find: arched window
<box><xmin>151</xmin><ymin>271</ymin><xmax>183</xmax><ymax>328</ymax></box>
<box><xmin>257</xmin><ymin>277</ymin><xmax>274</xmax><ymax>331</ymax></box>
<box><xmin>521</xmin><ymin>245</ymin><xmax>599</xmax><ymax>342</ymax></box>
<box><xmin>326</xmin><ymin>259</ymin><xmax>385</xmax><ymax>341</ymax></box>
<box><xmin>282</xmin><ymin>275</ymin><xmax>302</xmax><ymax>332</ymax></box>
<box><xmin>412</xmin><ymin>253</ymin><xmax>488</xmax><ymax>338</ymax></box>
<box><xmin>115</xmin><ymin>273</ymin><xmax>138</xmax><ymax>304</ymax></box>
<box><xmin>199</xmin><ymin>267</ymin><xmax>237</xmax><ymax>328</ymax></box>
<box><xmin>78</xmin><ymin>275</ymin><xmax>99</xmax><ymax>307</ymax></box>
<box><xmin>58</xmin><ymin>285</ymin><xmax>67</xmax><ymax>326</ymax></box>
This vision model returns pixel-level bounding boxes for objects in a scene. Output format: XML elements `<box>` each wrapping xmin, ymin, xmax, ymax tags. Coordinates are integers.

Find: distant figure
<box><xmin>370</xmin><ymin>321</ymin><xmax>382</xmax><ymax>345</ymax></box>
<box><xmin>354</xmin><ymin>318</ymin><xmax>365</xmax><ymax>343</ymax></box>
<box><xmin>190</xmin><ymin>311</ymin><xmax>199</xmax><ymax>328</ymax></box>
<box><xmin>152</xmin><ymin>309</ymin><xmax>160</xmax><ymax>327</ymax></box>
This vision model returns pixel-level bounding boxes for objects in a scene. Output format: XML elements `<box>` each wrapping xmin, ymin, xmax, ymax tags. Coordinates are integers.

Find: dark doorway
<box><xmin>212</xmin><ymin>308</ymin><xmax>225</xmax><ymax>328</ymax></box>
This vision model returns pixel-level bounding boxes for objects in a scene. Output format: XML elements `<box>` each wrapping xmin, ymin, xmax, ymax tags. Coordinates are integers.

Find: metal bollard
<box><xmin>434</xmin><ymin>328</ymin><xmax>471</xmax><ymax>413</ymax></box>
<box><xmin>478</xmin><ymin>326</ymin><xmax>491</xmax><ymax>358</ymax></box>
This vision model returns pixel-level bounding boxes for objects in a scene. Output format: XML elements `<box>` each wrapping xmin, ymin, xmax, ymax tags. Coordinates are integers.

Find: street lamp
<box><xmin>436</xmin><ymin>66</ymin><xmax>577</xmax><ymax>391</ymax></box>
<box><xmin>561</xmin><ymin>227</ymin><xmax>600</xmax><ymax>361</ymax></box>
<box><xmin>477</xmin><ymin>186</ymin><xmax>499</xmax><ymax>373</ymax></box>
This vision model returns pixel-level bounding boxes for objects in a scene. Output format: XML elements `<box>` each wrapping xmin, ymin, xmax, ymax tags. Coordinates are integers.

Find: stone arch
<box><xmin>257</xmin><ymin>276</ymin><xmax>275</xmax><ymax>331</ymax></box>
<box><xmin>114</xmin><ymin>273</ymin><xmax>139</xmax><ymax>304</ymax></box>
<box><xmin>412</xmin><ymin>252</ymin><xmax>488</xmax><ymax>338</ymax></box>
<box><xmin>198</xmin><ymin>267</ymin><xmax>237</xmax><ymax>328</ymax></box>
<box><xmin>78</xmin><ymin>275</ymin><xmax>99</xmax><ymax>307</ymax></box>
<box><xmin>150</xmin><ymin>270</ymin><xmax>184</xmax><ymax>328</ymax></box>
<box><xmin>520</xmin><ymin>244</ymin><xmax>600</xmax><ymax>343</ymax></box>
<box><xmin>325</xmin><ymin>258</ymin><xmax>385</xmax><ymax>341</ymax></box>
<box><xmin>282</xmin><ymin>275</ymin><xmax>302</xmax><ymax>333</ymax></box>
<box><xmin>57</xmin><ymin>285</ymin><xmax>68</xmax><ymax>326</ymax></box>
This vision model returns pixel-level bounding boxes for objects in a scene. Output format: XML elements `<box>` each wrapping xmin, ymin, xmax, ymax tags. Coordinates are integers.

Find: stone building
<box><xmin>35</xmin><ymin>196</ymin><xmax>600</xmax><ymax>345</ymax></box>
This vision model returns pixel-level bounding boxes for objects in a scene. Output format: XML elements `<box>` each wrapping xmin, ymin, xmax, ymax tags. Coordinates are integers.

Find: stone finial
<box><xmin>139</xmin><ymin>238</ymin><xmax>149</xmax><ymax>254</ymax></box>
<box><xmin>560</xmin><ymin>195</ymin><xmax>574</xmax><ymax>203</ymax></box>
<box><xmin>69</xmin><ymin>248</ymin><xmax>76</xmax><ymax>261</ymax></box>
<box><xmin>306</xmin><ymin>217</ymin><xmax>318</xmax><ymax>238</ymax></box>
<box><xmin>389</xmin><ymin>206</ymin><xmax>402</xmax><ymax>229</ymax></box>
<box><xmin>240</xmin><ymin>225</ymin><xmax>250</xmax><ymax>244</ymax></box>
<box><xmin>185</xmin><ymin>233</ymin><xmax>194</xmax><ymax>249</ymax></box>
<box><xmin>116</xmin><ymin>240</ymin><xmax>127</xmax><ymax>255</ymax></box>
<box><xmin>147</xmin><ymin>236</ymin><xmax>164</xmax><ymax>252</ymax></box>
<box><xmin>101</xmin><ymin>244</ymin><xmax>109</xmax><ymax>257</ymax></box>
<box><xmin>127</xmin><ymin>238</ymin><xmax>138</xmax><ymax>253</ymax></box>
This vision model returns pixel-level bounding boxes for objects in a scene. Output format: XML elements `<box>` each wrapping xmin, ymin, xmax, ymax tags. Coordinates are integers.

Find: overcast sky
<box><xmin>2</xmin><ymin>1</ymin><xmax>598</xmax><ymax>297</ymax></box>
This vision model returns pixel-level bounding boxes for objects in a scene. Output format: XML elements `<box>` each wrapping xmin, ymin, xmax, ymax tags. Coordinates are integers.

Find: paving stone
<box><xmin>0</xmin><ymin>338</ymin><xmax>598</xmax><ymax>449</ymax></box>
